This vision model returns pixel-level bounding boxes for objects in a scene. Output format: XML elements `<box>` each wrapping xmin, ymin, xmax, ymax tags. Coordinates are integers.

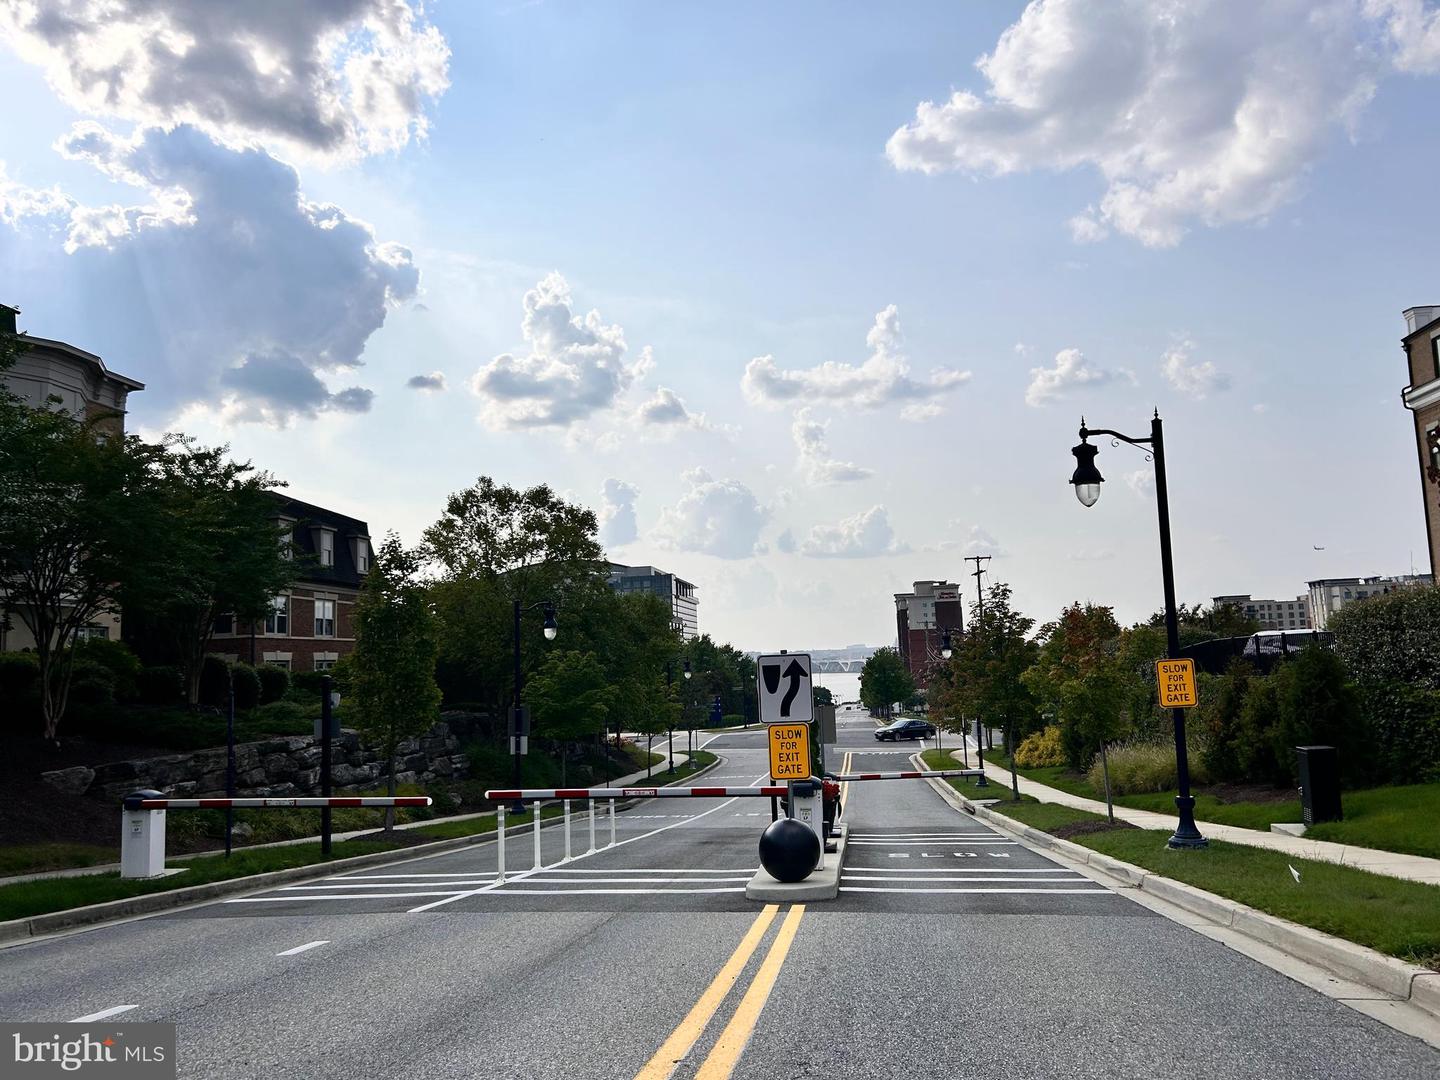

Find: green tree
<box><xmin>860</xmin><ymin>647</ymin><xmax>913</xmax><ymax>719</ymax></box>
<box><xmin>527</xmin><ymin>650</ymin><xmax>618</xmax><ymax>783</ymax></box>
<box><xmin>347</xmin><ymin>535</ymin><xmax>442</xmax><ymax>829</ymax></box>
<box><xmin>1022</xmin><ymin>602</ymin><xmax>1130</xmax><ymax>769</ymax></box>
<box><xmin>122</xmin><ymin>438</ymin><xmax>295</xmax><ymax>706</ymax></box>
<box><xmin>0</xmin><ymin>335</ymin><xmax>161</xmax><ymax>738</ymax></box>
<box><xmin>1272</xmin><ymin>645</ymin><xmax>1366</xmax><ymax>784</ymax></box>
<box><xmin>1145</xmin><ymin>600</ymin><xmax>1260</xmax><ymax>648</ymax></box>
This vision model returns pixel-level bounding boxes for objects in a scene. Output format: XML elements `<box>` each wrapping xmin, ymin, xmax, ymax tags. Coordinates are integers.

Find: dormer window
<box><xmin>352</xmin><ymin>536</ymin><xmax>371</xmax><ymax>573</ymax></box>
<box><xmin>276</xmin><ymin>517</ymin><xmax>295</xmax><ymax>560</ymax></box>
<box><xmin>316</xmin><ymin>527</ymin><xmax>335</xmax><ymax>567</ymax></box>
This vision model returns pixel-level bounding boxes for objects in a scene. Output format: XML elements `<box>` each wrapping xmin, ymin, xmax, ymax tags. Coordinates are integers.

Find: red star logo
<box><xmin>102</xmin><ymin>1039</ymin><xmax>115</xmax><ymax>1047</ymax></box>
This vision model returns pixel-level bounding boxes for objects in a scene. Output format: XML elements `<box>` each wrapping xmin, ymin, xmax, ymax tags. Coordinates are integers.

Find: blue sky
<box><xmin>2</xmin><ymin>1</ymin><xmax>1438</xmax><ymax>649</ymax></box>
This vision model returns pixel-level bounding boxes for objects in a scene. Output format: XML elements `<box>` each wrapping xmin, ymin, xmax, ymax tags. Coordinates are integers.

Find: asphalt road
<box><xmin>4</xmin><ymin>705</ymin><xmax>1438</xmax><ymax>1079</ymax></box>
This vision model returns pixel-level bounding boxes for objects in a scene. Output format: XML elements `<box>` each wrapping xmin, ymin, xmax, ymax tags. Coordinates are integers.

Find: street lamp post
<box><xmin>510</xmin><ymin>599</ymin><xmax>558</xmax><ymax>814</ymax></box>
<box><xmin>1069</xmin><ymin>412</ymin><xmax>1206</xmax><ymax>849</ymax></box>
<box><xmin>941</xmin><ymin>628</ymin><xmax>987</xmax><ymax>787</ymax></box>
<box><xmin>665</xmin><ymin>658</ymin><xmax>693</xmax><ymax>775</ymax></box>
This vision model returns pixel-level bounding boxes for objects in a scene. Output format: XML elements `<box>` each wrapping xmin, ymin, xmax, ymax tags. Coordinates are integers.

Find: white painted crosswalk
<box><xmin>841</xmin><ymin>832</ymin><xmax>1110</xmax><ymax>896</ymax></box>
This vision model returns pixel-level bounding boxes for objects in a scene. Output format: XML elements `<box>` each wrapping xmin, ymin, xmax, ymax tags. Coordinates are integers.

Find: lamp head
<box><xmin>1070</xmin><ymin>435</ymin><xmax>1104</xmax><ymax>508</ymax></box>
<box><xmin>542</xmin><ymin>603</ymin><xmax>558</xmax><ymax>641</ymax></box>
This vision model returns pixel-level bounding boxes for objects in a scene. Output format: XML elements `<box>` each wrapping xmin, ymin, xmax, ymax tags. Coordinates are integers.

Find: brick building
<box><xmin>209</xmin><ymin>495</ymin><xmax>372</xmax><ymax>672</ymax></box>
<box><xmin>894</xmin><ymin>580</ymin><xmax>963</xmax><ymax>688</ymax></box>
<box><xmin>1401</xmin><ymin>305</ymin><xmax>1440</xmax><ymax>576</ymax></box>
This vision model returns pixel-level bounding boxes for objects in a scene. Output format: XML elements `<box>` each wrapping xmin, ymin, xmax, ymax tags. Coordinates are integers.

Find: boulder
<box><xmin>41</xmin><ymin>766</ymin><xmax>95</xmax><ymax>796</ymax></box>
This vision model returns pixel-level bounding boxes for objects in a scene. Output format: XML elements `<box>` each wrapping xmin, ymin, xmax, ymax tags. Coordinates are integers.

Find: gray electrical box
<box><xmin>1296</xmin><ymin>745</ymin><xmax>1342</xmax><ymax>824</ymax></box>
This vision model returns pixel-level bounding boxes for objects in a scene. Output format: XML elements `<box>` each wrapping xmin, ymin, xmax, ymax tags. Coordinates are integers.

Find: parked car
<box><xmin>874</xmin><ymin>718</ymin><xmax>935</xmax><ymax>741</ymax></box>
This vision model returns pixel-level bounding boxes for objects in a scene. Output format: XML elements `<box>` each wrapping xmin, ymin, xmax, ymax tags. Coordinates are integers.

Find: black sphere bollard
<box><xmin>758</xmin><ymin>818</ymin><xmax>820</xmax><ymax>883</ymax></box>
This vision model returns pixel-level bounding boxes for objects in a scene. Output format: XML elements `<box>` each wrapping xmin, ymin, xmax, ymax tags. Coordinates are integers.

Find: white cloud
<box><xmin>899</xmin><ymin>401</ymin><xmax>944</xmax><ymax>422</ymax></box>
<box><xmin>791</xmin><ymin>407</ymin><xmax>872</xmax><ymax>484</ymax></box>
<box><xmin>469</xmin><ymin>273</ymin><xmax>654</xmax><ymax>430</ymax></box>
<box><xmin>1</xmin><ymin>124</ymin><xmax>417</xmax><ymax>422</ymax></box>
<box><xmin>1126</xmin><ymin>469</ymin><xmax>1156</xmax><ymax>498</ymax></box>
<box><xmin>961</xmin><ymin>526</ymin><xmax>1004</xmax><ymax>558</ymax></box>
<box><xmin>407</xmin><ymin>371</ymin><xmax>447</xmax><ymax>392</ymax></box>
<box><xmin>1025</xmin><ymin>348</ymin><xmax>1128</xmax><ymax>407</ymax></box>
<box><xmin>652</xmin><ymin>468</ymin><xmax>769</xmax><ymax>559</ymax></box>
<box><xmin>1253</xmin><ymin>403</ymin><xmax>1270</xmax><ymax>414</ymax></box>
<box><xmin>598</xmin><ymin>478</ymin><xmax>640</xmax><ymax>547</ymax></box>
<box><xmin>0</xmin><ymin>1</ymin><xmax>450</xmax><ymax>164</ymax></box>
<box><xmin>798</xmin><ymin>505</ymin><xmax>909</xmax><ymax>559</ymax></box>
<box><xmin>742</xmin><ymin>305</ymin><xmax>970</xmax><ymax>412</ymax></box>
<box><xmin>776</xmin><ymin>528</ymin><xmax>797</xmax><ymax>554</ymax></box>
<box><xmin>635</xmin><ymin>386</ymin><xmax>716</xmax><ymax>432</ymax></box>
<box><xmin>1160</xmin><ymin>341</ymin><xmax>1230</xmax><ymax>399</ymax></box>
<box><xmin>887</xmin><ymin>0</ymin><xmax>1437</xmax><ymax>246</ymax></box>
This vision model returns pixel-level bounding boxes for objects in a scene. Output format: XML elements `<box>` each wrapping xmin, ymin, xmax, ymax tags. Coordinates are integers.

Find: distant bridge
<box><xmin>813</xmin><ymin>657</ymin><xmax>869</xmax><ymax>673</ymax></box>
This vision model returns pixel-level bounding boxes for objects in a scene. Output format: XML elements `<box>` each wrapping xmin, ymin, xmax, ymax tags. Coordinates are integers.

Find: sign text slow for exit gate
<box><xmin>1155</xmin><ymin>658</ymin><xmax>1198</xmax><ymax>709</ymax></box>
<box><xmin>768</xmin><ymin>723</ymin><xmax>812</xmax><ymax>780</ymax></box>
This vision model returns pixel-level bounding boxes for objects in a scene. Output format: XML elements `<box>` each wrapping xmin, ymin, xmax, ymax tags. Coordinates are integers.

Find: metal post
<box><xmin>609</xmin><ymin>799</ymin><xmax>617</xmax><ymax>848</ymax></box>
<box><xmin>587</xmin><ymin>796</ymin><xmax>597</xmax><ymax>854</ymax></box>
<box><xmin>496</xmin><ymin>805</ymin><xmax>506</xmax><ymax>884</ymax></box>
<box><xmin>511</xmin><ymin>599</ymin><xmax>524</xmax><ymax>815</ymax></box>
<box><xmin>320</xmin><ymin>675</ymin><xmax>333</xmax><ymax>856</ymax></box>
<box><xmin>563</xmin><ymin>799</ymin><xmax>572</xmax><ymax>862</ymax></box>
<box><xmin>666</xmin><ymin>661</ymin><xmax>675</xmax><ymax>776</ymax></box>
<box><xmin>1151</xmin><ymin>414</ymin><xmax>1207</xmax><ymax>849</ymax></box>
<box><xmin>532</xmin><ymin>800</ymin><xmax>542</xmax><ymax>870</ymax></box>
<box><xmin>1007</xmin><ymin>714</ymin><xmax>1020</xmax><ymax>802</ymax></box>
<box><xmin>225</xmin><ymin>679</ymin><xmax>236</xmax><ymax>857</ymax></box>
<box><xmin>974</xmin><ymin>716</ymin><xmax>988</xmax><ymax>787</ymax></box>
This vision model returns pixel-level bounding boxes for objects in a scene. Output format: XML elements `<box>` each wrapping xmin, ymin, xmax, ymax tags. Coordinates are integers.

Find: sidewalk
<box><xmin>953</xmin><ymin>747</ymin><xmax>1440</xmax><ymax>887</ymax></box>
<box><xmin>1</xmin><ymin>748</ymin><xmax>703</xmax><ymax>888</ymax></box>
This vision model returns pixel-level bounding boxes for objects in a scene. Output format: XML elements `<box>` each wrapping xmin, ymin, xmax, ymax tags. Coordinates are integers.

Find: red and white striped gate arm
<box><xmin>483</xmin><ymin>785</ymin><xmax>787</xmax><ymax>801</ymax></box>
<box><xmin>827</xmin><ymin>769</ymin><xmax>984</xmax><ymax>782</ymax></box>
<box><xmin>122</xmin><ymin>796</ymin><xmax>432</xmax><ymax>810</ymax></box>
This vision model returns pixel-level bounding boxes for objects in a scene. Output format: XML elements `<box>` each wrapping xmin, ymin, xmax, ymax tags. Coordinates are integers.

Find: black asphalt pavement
<box><xmin>3</xmin><ymin>706</ymin><xmax>1438</xmax><ymax>1079</ymax></box>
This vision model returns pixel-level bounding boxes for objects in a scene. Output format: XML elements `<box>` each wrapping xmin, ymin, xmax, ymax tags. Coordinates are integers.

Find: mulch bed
<box><xmin>1049</xmin><ymin>819</ymin><xmax>1141</xmax><ymax>840</ymax></box>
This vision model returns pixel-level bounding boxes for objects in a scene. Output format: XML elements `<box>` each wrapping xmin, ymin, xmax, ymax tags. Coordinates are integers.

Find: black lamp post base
<box><xmin>1166</xmin><ymin>795</ymin><xmax>1209</xmax><ymax>849</ymax></box>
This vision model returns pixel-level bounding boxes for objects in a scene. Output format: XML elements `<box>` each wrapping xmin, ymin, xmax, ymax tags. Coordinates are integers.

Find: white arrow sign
<box><xmin>756</xmin><ymin>652</ymin><xmax>813</xmax><ymax>725</ymax></box>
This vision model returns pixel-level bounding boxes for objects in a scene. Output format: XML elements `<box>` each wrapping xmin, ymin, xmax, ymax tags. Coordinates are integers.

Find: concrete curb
<box><xmin>0</xmin><ymin>753</ymin><xmax>727</xmax><ymax>949</ymax></box>
<box><xmin>912</xmin><ymin>756</ymin><xmax>1440</xmax><ymax>1024</ymax></box>
<box><xmin>746</xmin><ymin>822</ymin><xmax>847</xmax><ymax>902</ymax></box>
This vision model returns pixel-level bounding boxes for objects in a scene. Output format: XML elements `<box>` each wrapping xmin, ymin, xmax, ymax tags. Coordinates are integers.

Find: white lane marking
<box><xmin>528</xmin><ymin>868</ymin><xmax>756</xmax><ymax>874</ymax></box>
<box><xmin>848</xmin><ymin>832</ymin><xmax>999</xmax><ymax>838</ymax></box>
<box><xmin>841</xmin><ymin>886</ymin><xmax>1111</xmax><ymax>894</ymax></box>
<box><xmin>847</xmin><ymin>840</ymin><xmax>1016</xmax><ymax>846</ymax></box>
<box><xmin>276</xmin><ymin>940</ymin><xmax>330</xmax><ymax>956</ymax></box>
<box><xmin>842</xmin><ymin>867</ymin><xmax>1084</xmax><ymax>874</ymax></box>
<box><xmin>70</xmin><ymin>1005</ymin><xmax>138</xmax><ymax>1023</ymax></box>
<box><xmin>406</xmin><ymin>770</ymin><xmax>772</xmax><ymax>913</ymax></box>
<box><xmin>227</xmin><ymin>892</ymin><xmax>465</xmax><ymax>903</ymax></box>
<box><xmin>484</xmin><ymin>887</ymin><xmax>747</xmax><ymax>896</ymax></box>
<box><xmin>282</xmin><ymin>881</ymin><xmax>497</xmax><ymax>890</ymax></box>
<box><xmin>842</xmin><ymin>876</ymin><xmax>1081</xmax><ymax>884</ymax></box>
<box><xmin>333</xmin><ymin>873</ymin><xmax>500</xmax><ymax>879</ymax></box>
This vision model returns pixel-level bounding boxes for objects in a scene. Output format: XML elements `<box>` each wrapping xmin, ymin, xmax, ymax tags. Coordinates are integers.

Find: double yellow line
<box><xmin>632</xmin><ymin>903</ymin><xmax>806</xmax><ymax>1080</ymax></box>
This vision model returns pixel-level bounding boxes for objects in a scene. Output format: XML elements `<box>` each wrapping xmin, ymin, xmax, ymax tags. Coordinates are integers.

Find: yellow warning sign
<box><xmin>768</xmin><ymin>722</ymin><xmax>812</xmax><ymax>781</ymax></box>
<box><xmin>1156</xmin><ymin>658</ymin><xmax>1198</xmax><ymax>709</ymax></box>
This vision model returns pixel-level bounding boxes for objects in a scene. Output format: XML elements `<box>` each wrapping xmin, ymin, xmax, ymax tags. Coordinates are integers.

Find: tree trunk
<box><xmin>384</xmin><ymin>745</ymin><xmax>397</xmax><ymax>832</ymax></box>
<box><xmin>1099</xmin><ymin>740</ymin><xmax>1114</xmax><ymax>824</ymax></box>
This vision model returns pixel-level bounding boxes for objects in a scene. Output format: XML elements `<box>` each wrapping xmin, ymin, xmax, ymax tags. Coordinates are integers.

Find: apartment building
<box><xmin>1212</xmin><ymin>593</ymin><xmax>1311</xmax><ymax>631</ymax></box>
<box><xmin>606</xmin><ymin>563</ymin><xmax>699</xmax><ymax>639</ymax></box>
<box><xmin>894</xmin><ymin>580</ymin><xmax>963</xmax><ymax>687</ymax></box>
<box><xmin>1305</xmin><ymin>575</ymin><xmax>1432</xmax><ymax>631</ymax></box>
<box><xmin>1400</xmin><ymin>305</ymin><xmax>1440</xmax><ymax>576</ymax></box>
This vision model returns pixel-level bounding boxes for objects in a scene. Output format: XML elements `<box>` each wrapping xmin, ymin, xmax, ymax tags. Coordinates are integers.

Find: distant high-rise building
<box><xmin>1212</xmin><ymin>594</ymin><xmax>1311</xmax><ymax>631</ymax></box>
<box><xmin>1305</xmin><ymin>575</ymin><xmax>1432</xmax><ymax>630</ymax></box>
<box><xmin>894</xmin><ymin>580</ymin><xmax>963</xmax><ymax>688</ymax></box>
<box><xmin>606</xmin><ymin>563</ymin><xmax>699</xmax><ymax>639</ymax></box>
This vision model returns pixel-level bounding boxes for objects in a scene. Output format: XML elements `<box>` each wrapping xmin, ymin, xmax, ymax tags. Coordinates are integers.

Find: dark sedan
<box><xmin>874</xmin><ymin>718</ymin><xmax>935</xmax><ymax>741</ymax></box>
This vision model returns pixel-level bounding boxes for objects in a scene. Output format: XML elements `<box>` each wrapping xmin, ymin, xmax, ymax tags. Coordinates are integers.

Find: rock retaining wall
<box><xmin>41</xmin><ymin>721</ymin><xmax>470</xmax><ymax>802</ymax></box>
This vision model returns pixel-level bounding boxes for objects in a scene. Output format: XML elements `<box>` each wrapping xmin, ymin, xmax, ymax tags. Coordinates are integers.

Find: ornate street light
<box><xmin>1068</xmin><ymin>412</ymin><xmax>1206</xmax><ymax>849</ymax></box>
<box><xmin>510</xmin><ymin>599</ymin><xmax>558</xmax><ymax>813</ymax></box>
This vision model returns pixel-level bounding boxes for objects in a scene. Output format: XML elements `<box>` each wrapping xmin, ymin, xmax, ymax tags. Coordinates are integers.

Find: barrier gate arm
<box><xmin>822</xmin><ymin>769</ymin><xmax>984</xmax><ymax>782</ymax></box>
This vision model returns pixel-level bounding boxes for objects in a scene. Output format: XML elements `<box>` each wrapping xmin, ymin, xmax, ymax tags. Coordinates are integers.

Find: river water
<box><xmin>812</xmin><ymin>670</ymin><xmax>862</xmax><ymax>704</ymax></box>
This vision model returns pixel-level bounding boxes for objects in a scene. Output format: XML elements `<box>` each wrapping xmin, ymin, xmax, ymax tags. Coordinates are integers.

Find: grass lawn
<box><xmin>981</xmin><ymin>750</ymin><xmax>1440</xmax><ymax>854</ymax></box>
<box><xmin>918</xmin><ymin>749</ymin><xmax>1030</xmax><ymax>803</ymax></box>
<box><xmin>0</xmin><ymin>844</ymin><xmax>117</xmax><ymax>877</ymax></box>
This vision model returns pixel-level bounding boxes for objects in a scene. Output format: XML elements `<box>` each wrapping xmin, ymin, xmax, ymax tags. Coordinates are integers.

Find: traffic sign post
<box><xmin>1156</xmin><ymin>658</ymin><xmax>1198</xmax><ymax>709</ymax></box>
<box><xmin>757</xmin><ymin>652</ymin><xmax>813</xmax><ymax>725</ymax></box>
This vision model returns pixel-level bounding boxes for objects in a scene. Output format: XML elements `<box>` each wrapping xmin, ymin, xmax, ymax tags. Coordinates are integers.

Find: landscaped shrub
<box><xmin>1200</xmin><ymin>658</ymin><xmax>1255</xmax><ymax>782</ymax></box>
<box><xmin>721</xmin><ymin>714</ymin><xmax>744</xmax><ymax>727</ymax></box>
<box><xmin>256</xmin><ymin>664</ymin><xmax>290</xmax><ymax>704</ymax></box>
<box><xmin>137</xmin><ymin>665</ymin><xmax>183</xmax><ymax>706</ymax></box>
<box><xmin>71</xmin><ymin>638</ymin><xmax>141</xmax><ymax>701</ymax></box>
<box><xmin>1014</xmin><ymin>725</ymin><xmax>1065</xmax><ymax>768</ymax></box>
<box><xmin>0</xmin><ymin>652</ymin><xmax>39</xmax><ymax>699</ymax></box>
<box><xmin>67</xmin><ymin>658</ymin><xmax>116</xmax><ymax>708</ymax></box>
<box><xmin>1087</xmin><ymin>736</ymin><xmax>1212</xmax><ymax>795</ymax></box>
<box><xmin>246</xmin><ymin>700</ymin><xmax>310</xmax><ymax>733</ymax></box>
<box><xmin>230</xmin><ymin>662</ymin><xmax>262</xmax><ymax>710</ymax></box>
<box><xmin>1329</xmin><ymin>584</ymin><xmax>1440</xmax><ymax>688</ymax></box>
<box><xmin>1360</xmin><ymin>682</ymin><xmax>1440</xmax><ymax>785</ymax></box>
<box><xmin>290</xmin><ymin>670</ymin><xmax>328</xmax><ymax>698</ymax></box>
<box><xmin>198</xmin><ymin>655</ymin><xmax>231</xmax><ymax>707</ymax></box>
<box><xmin>1271</xmin><ymin>646</ymin><xmax>1370</xmax><ymax>784</ymax></box>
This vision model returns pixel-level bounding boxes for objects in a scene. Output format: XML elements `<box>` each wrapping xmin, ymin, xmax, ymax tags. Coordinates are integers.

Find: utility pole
<box><xmin>965</xmin><ymin>555</ymin><xmax>992</xmax><ymax>752</ymax></box>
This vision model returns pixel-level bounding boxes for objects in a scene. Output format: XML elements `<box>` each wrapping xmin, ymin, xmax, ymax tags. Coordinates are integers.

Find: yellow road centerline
<box><xmin>693</xmin><ymin>904</ymin><xmax>807</xmax><ymax>1080</ymax></box>
<box><xmin>840</xmin><ymin>752</ymin><xmax>852</xmax><ymax>814</ymax></box>
<box><xmin>631</xmin><ymin>904</ymin><xmax>780</xmax><ymax>1080</ymax></box>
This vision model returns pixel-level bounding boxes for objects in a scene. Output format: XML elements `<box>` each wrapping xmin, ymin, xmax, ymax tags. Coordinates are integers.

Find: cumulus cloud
<box><xmin>798</xmin><ymin>505</ymin><xmax>909</xmax><ymax>559</ymax></box>
<box><xmin>791</xmin><ymin>408</ymin><xmax>872</xmax><ymax>484</ymax></box>
<box><xmin>469</xmin><ymin>273</ymin><xmax>654</xmax><ymax>430</ymax></box>
<box><xmin>776</xmin><ymin>528</ymin><xmax>797</xmax><ymax>554</ymax></box>
<box><xmin>1025</xmin><ymin>348</ymin><xmax>1129</xmax><ymax>407</ymax></box>
<box><xmin>1126</xmin><ymin>469</ymin><xmax>1156</xmax><ymax>497</ymax></box>
<box><xmin>598</xmin><ymin>478</ymin><xmax>640</xmax><ymax>547</ymax></box>
<box><xmin>886</xmin><ymin>0</ymin><xmax>1439</xmax><ymax>246</ymax></box>
<box><xmin>0</xmin><ymin>1</ymin><xmax>450</xmax><ymax>163</ymax></box>
<box><xmin>1</xmin><ymin>124</ymin><xmax>416</xmax><ymax>422</ymax></box>
<box><xmin>407</xmin><ymin>371</ymin><xmax>447</xmax><ymax>392</ymax></box>
<box><xmin>635</xmin><ymin>386</ymin><xmax>715</xmax><ymax>431</ymax></box>
<box><xmin>1160</xmin><ymin>341</ymin><xmax>1230</xmax><ymax>399</ymax></box>
<box><xmin>652</xmin><ymin>468</ymin><xmax>769</xmax><ymax>559</ymax></box>
<box><xmin>961</xmin><ymin>526</ymin><xmax>1004</xmax><ymax>558</ymax></box>
<box><xmin>742</xmin><ymin>305</ymin><xmax>970</xmax><ymax>413</ymax></box>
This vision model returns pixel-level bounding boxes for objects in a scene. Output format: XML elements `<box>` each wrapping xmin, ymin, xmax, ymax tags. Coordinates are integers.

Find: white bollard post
<box><xmin>563</xmin><ymin>799</ymin><xmax>572</xmax><ymax>862</ymax></box>
<box><xmin>609</xmin><ymin>799</ymin><xmax>617</xmax><ymax>848</ymax></box>
<box><xmin>532</xmin><ymin>800</ymin><xmax>543</xmax><ymax>870</ymax></box>
<box><xmin>496</xmin><ymin>804</ymin><xmax>506</xmax><ymax>885</ymax></box>
<box><xmin>792</xmin><ymin>779</ymin><xmax>826</xmax><ymax>871</ymax></box>
<box><xmin>587</xmin><ymin>797</ymin><xmax>597</xmax><ymax>854</ymax></box>
<box><xmin>120</xmin><ymin>793</ymin><xmax>167</xmax><ymax>880</ymax></box>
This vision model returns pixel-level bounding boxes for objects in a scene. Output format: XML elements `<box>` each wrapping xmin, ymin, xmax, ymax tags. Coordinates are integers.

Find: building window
<box><xmin>265</xmin><ymin>594</ymin><xmax>289</xmax><ymax>635</ymax></box>
<box><xmin>315</xmin><ymin>598</ymin><xmax>336</xmax><ymax>637</ymax></box>
<box><xmin>268</xmin><ymin>658</ymin><xmax>291</xmax><ymax>671</ymax></box>
<box><xmin>314</xmin><ymin>658</ymin><xmax>337</xmax><ymax>671</ymax></box>
<box><xmin>1432</xmin><ymin>335</ymin><xmax>1439</xmax><ymax>380</ymax></box>
<box><xmin>277</xmin><ymin>520</ymin><xmax>294</xmax><ymax>560</ymax></box>
<box><xmin>355</xmin><ymin>540</ymin><xmax>370</xmax><ymax>573</ymax></box>
<box><xmin>76</xmin><ymin>624</ymin><xmax>110</xmax><ymax>641</ymax></box>
<box><xmin>318</xmin><ymin>530</ymin><xmax>334</xmax><ymax>567</ymax></box>
<box><xmin>214</xmin><ymin>613</ymin><xmax>233</xmax><ymax>635</ymax></box>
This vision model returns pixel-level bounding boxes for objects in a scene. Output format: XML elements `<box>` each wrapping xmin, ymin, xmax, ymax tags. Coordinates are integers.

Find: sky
<box><xmin>2</xmin><ymin>0</ymin><xmax>1439</xmax><ymax>652</ymax></box>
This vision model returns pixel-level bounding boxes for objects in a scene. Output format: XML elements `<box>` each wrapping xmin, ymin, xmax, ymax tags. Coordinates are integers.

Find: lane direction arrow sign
<box><xmin>757</xmin><ymin>652</ymin><xmax>813</xmax><ymax>725</ymax></box>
